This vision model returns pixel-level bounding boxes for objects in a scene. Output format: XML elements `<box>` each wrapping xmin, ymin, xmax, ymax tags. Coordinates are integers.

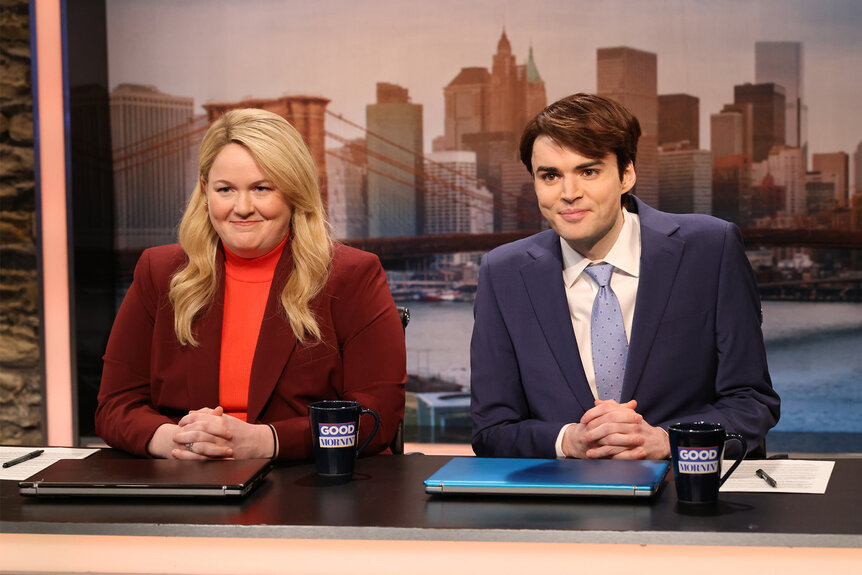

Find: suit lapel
<box><xmin>246</xmin><ymin>243</ymin><xmax>297</xmax><ymax>423</ymax></box>
<box><xmin>622</xmin><ymin>199</ymin><xmax>684</xmax><ymax>401</ymax></box>
<box><xmin>520</xmin><ymin>232</ymin><xmax>595</xmax><ymax>413</ymax></box>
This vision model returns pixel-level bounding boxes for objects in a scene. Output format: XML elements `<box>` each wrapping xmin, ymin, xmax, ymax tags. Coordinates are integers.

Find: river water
<box><xmin>400</xmin><ymin>299</ymin><xmax>862</xmax><ymax>434</ymax></box>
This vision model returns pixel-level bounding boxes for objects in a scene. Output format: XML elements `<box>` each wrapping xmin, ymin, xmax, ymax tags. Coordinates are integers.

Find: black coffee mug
<box><xmin>308</xmin><ymin>400</ymin><xmax>381</xmax><ymax>477</ymax></box>
<box><xmin>668</xmin><ymin>422</ymin><xmax>746</xmax><ymax>504</ymax></box>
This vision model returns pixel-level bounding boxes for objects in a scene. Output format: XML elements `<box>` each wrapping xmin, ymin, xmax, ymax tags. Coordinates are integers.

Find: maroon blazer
<box><xmin>95</xmin><ymin>241</ymin><xmax>406</xmax><ymax>459</ymax></box>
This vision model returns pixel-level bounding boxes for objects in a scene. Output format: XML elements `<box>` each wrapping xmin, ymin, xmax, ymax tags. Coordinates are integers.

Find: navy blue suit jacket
<box><xmin>470</xmin><ymin>197</ymin><xmax>780</xmax><ymax>458</ymax></box>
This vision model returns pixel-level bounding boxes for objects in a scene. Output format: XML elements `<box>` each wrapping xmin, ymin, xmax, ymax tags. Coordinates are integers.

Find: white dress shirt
<box><xmin>555</xmin><ymin>208</ymin><xmax>641</xmax><ymax>456</ymax></box>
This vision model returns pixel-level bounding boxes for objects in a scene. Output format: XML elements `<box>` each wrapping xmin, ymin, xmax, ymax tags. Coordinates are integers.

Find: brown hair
<box><xmin>519</xmin><ymin>93</ymin><xmax>641</xmax><ymax>180</ymax></box>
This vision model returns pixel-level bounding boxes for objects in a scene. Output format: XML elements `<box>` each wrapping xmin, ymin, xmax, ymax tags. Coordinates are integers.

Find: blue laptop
<box><xmin>424</xmin><ymin>457</ymin><xmax>670</xmax><ymax>498</ymax></box>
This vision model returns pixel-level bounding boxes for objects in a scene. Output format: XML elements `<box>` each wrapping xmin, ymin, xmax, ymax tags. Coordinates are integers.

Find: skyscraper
<box><xmin>765</xmin><ymin>146</ymin><xmax>806</xmax><ymax>214</ymax></box>
<box><xmin>442</xmin><ymin>67</ymin><xmax>491</xmax><ymax>151</ymax></box>
<box><xmin>658</xmin><ymin>94</ymin><xmax>699</xmax><ymax>148</ymax></box>
<box><xmin>489</xmin><ymin>31</ymin><xmax>518</xmax><ymax>135</ymax></box>
<box><xmin>658</xmin><ymin>147</ymin><xmax>712</xmax><ymax>215</ymax></box>
<box><xmin>711</xmin><ymin>110</ymin><xmax>744</xmax><ymax>158</ymax></box>
<box><xmin>733</xmin><ymin>83</ymin><xmax>786</xmax><ymax>163</ymax></box>
<box><xmin>443</xmin><ymin>31</ymin><xmax>546</xmax><ymax>151</ymax></box>
<box><xmin>749</xmin><ymin>173</ymin><xmax>785</xmax><ymax>224</ymax></box>
<box><xmin>499</xmin><ymin>159</ymin><xmax>543</xmax><ymax>233</ymax></box>
<box><xmin>326</xmin><ymin>139</ymin><xmax>368</xmax><ymax>239</ymax></box>
<box><xmin>523</xmin><ymin>47</ymin><xmax>547</xmax><ymax>125</ymax></box>
<box><xmin>851</xmin><ymin>190</ymin><xmax>862</xmax><ymax>233</ymax></box>
<box><xmin>489</xmin><ymin>31</ymin><xmax>547</xmax><ymax>138</ymax></box>
<box><xmin>442</xmin><ymin>31</ymin><xmax>546</xmax><ymax>231</ymax></box>
<box><xmin>804</xmin><ymin>171</ymin><xmax>837</xmax><ymax>214</ymax></box>
<box><xmin>712</xmin><ymin>154</ymin><xmax>752</xmax><ymax>225</ymax></box>
<box><xmin>812</xmin><ymin>152</ymin><xmax>849</xmax><ymax>205</ymax></box>
<box><xmin>424</xmin><ymin>151</ymin><xmax>493</xmax><ymax>236</ymax></box>
<box><xmin>110</xmin><ymin>84</ymin><xmax>196</xmax><ymax>249</ymax></box>
<box><xmin>856</xmin><ymin>141</ymin><xmax>862</xmax><ymax>195</ymax></box>
<box><xmin>366</xmin><ymin>82</ymin><xmax>423</xmax><ymax>237</ymax></box>
<box><xmin>710</xmin><ymin>103</ymin><xmax>753</xmax><ymax>159</ymax></box>
<box><xmin>755</xmin><ymin>42</ymin><xmax>807</xmax><ymax>164</ymax></box>
<box><xmin>423</xmin><ymin>151</ymin><xmax>493</xmax><ymax>266</ymax></box>
<box><xmin>597</xmin><ymin>47</ymin><xmax>658</xmax><ymax>207</ymax></box>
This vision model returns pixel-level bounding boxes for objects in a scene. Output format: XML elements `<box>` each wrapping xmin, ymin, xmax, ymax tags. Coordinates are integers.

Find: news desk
<box><xmin>1</xmin><ymin>451</ymin><xmax>860</xmax><ymax>574</ymax></box>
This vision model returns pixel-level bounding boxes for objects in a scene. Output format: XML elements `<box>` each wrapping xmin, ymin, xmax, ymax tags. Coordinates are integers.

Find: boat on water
<box><xmin>420</xmin><ymin>289</ymin><xmax>458</xmax><ymax>302</ymax></box>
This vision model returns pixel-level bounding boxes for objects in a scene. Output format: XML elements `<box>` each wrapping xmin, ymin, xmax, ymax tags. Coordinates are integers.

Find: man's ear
<box><xmin>621</xmin><ymin>162</ymin><xmax>637</xmax><ymax>194</ymax></box>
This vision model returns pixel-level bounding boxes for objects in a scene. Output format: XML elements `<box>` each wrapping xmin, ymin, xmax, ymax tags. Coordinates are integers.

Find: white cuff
<box><xmin>555</xmin><ymin>423</ymin><xmax>575</xmax><ymax>458</ymax></box>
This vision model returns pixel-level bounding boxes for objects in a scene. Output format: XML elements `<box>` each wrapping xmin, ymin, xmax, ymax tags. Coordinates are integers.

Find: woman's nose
<box><xmin>233</xmin><ymin>191</ymin><xmax>254</xmax><ymax>215</ymax></box>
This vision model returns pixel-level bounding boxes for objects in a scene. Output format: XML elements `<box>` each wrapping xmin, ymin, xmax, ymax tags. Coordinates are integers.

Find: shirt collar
<box><xmin>561</xmin><ymin>207</ymin><xmax>641</xmax><ymax>288</ymax></box>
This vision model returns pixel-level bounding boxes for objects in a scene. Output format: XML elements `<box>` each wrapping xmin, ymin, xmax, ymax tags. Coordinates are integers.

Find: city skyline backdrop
<box><xmin>105</xmin><ymin>0</ymin><xmax>862</xmax><ymax>185</ymax></box>
<box><xmin>62</xmin><ymin>0</ymin><xmax>862</xmax><ymax>442</ymax></box>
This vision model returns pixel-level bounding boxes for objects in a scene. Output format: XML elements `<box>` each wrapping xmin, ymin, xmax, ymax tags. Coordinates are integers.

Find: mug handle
<box><xmin>719</xmin><ymin>432</ymin><xmax>746</xmax><ymax>486</ymax></box>
<box><xmin>356</xmin><ymin>408</ymin><xmax>381</xmax><ymax>455</ymax></box>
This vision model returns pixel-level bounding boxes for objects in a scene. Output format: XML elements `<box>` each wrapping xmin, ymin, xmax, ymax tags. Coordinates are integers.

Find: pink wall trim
<box><xmin>35</xmin><ymin>0</ymin><xmax>74</xmax><ymax>445</ymax></box>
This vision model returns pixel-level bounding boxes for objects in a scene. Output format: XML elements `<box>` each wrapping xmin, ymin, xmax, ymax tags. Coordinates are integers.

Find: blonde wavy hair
<box><xmin>169</xmin><ymin>108</ymin><xmax>332</xmax><ymax>346</ymax></box>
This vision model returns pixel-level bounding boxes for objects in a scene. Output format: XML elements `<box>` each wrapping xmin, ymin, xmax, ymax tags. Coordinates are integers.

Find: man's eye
<box><xmin>540</xmin><ymin>173</ymin><xmax>559</xmax><ymax>182</ymax></box>
<box><xmin>582</xmin><ymin>169</ymin><xmax>598</xmax><ymax>178</ymax></box>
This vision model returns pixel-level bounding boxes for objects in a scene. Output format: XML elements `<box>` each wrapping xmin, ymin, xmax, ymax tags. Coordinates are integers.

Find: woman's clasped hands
<box><xmin>147</xmin><ymin>406</ymin><xmax>275</xmax><ymax>460</ymax></box>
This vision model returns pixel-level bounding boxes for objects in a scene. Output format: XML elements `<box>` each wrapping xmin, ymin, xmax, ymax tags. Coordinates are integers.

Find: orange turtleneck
<box><xmin>219</xmin><ymin>237</ymin><xmax>287</xmax><ymax>421</ymax></box>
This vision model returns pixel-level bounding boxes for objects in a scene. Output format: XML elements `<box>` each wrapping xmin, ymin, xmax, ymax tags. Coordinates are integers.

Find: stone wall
<box><xmin>0</xmin><ymin>0</ymin><xmax>43</xmax><ymax>444</ymax></box>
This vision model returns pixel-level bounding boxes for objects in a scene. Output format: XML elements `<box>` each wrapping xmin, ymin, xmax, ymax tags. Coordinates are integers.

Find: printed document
<box><xmin>0</xmin><ymin>447</ymin><xmax>99</xmax><ymax>481</ymax></box>
<box><xmin>719</xmin><ymin>459</ymin><xmax>834</xmax><ymax>494</ymax></box>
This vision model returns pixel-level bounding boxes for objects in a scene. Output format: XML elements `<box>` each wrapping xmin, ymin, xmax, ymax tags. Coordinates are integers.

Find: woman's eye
<box><xmin>216</xmin><ymin>187</ymin><xmax>231</xmax><ymax>193</ymax></box>
<box><xmin>255</xmin><ymin>186</ymin><xmax>272</xmax><ymax>192</ymax></box>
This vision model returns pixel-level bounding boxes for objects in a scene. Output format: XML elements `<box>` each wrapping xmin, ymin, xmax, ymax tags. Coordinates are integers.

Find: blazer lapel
<box><xmin>622</xmin><ymin>199</ymin><xmax>684</xmax><ymax>401</ymax></box>
<box><xmin>186</xmin><ymin>251</ymin><xmax>224</xmax><ymax>410</ymax></box>
<box><xmin>520</xmin><ymin>233</ymin><xmax>595</xmax><ymax>413</ymax></box>
<box><xmin>246</xmin><ymin>243</ymin><xmax>297</xmax><ymax>423</ymax></box>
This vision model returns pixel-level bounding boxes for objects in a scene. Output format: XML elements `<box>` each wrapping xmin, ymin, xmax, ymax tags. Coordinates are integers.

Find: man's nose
<box><xmin>560</xmin><ymin>178</ymin><xmax>580</xmax><ymax>202</ymax></box>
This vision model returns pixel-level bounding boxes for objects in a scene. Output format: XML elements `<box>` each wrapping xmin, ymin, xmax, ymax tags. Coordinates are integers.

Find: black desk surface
<box><xmin>2</xmin><ymin>451</ymin><xmax>860</xmax><ymax>548</ymax></box>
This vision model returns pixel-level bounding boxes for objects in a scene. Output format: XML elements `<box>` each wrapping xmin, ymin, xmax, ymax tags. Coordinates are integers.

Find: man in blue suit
<box><xmin>470</xmin><ymin>94</ymin><xmax>779</xmax><ymax>459</ymax></box>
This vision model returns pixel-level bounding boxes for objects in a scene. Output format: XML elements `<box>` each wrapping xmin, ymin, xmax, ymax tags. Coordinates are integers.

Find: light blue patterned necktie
<box><xmin>583</xmin><ymin>263</ymin><xmax>627</xmax><ymax>402</ymax></box>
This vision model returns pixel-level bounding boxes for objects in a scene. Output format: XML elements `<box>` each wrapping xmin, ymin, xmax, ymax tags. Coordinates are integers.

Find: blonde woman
<box><xmin>96</xmin><ymin>109</ymin><xmax>406</xmax><ymax>460</ymax></box>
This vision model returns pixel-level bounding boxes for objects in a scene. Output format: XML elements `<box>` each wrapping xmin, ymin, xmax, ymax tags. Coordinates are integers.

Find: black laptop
<box><xmin>19</xmin><ymin>457</ymin><xmax>272</xmax><ymax>498</ymax></box>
